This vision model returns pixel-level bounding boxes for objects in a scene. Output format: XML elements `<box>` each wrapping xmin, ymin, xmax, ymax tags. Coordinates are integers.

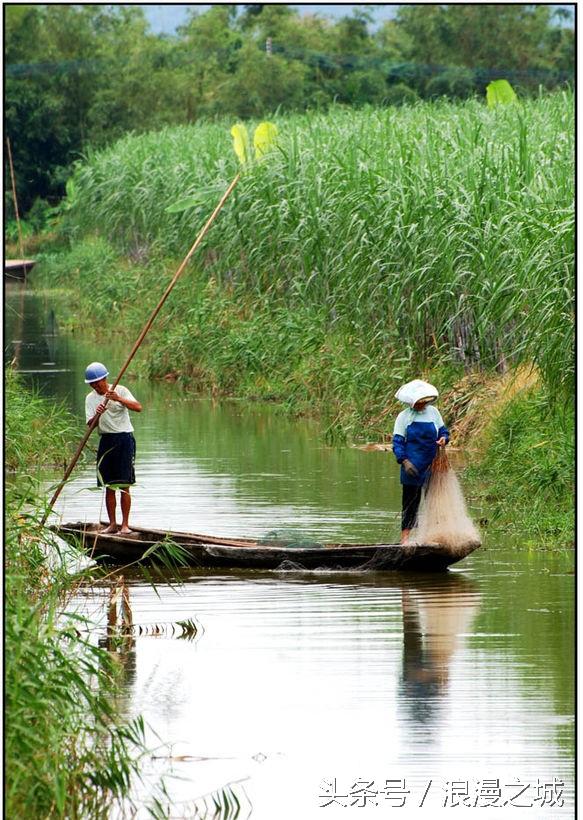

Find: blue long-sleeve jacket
<box><xmin>392</xmin><ymin>405</ymin><xmax>449</xmax><ymax>486</ymax></box>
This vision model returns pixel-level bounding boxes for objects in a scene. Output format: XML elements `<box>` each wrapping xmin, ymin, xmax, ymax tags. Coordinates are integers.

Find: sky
<box><xmin>141</xmin><ymin>4</ymin><xmax>400</xmax><ymax>33</ymax></box>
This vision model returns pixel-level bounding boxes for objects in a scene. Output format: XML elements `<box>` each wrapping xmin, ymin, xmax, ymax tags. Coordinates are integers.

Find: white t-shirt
<box><xmin>85</xmin><ymin>385</ymin><xmax>137</xmax><ymax>434</ymax></box>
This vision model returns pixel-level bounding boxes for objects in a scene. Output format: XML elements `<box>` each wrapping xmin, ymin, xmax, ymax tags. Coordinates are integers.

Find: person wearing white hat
<box><xmin>84</xmin><ymin>362</ymin><xmax>142</xmax><ymax>534</ymax></box>
<box><xmin>392</xmin><ymin>379</ymin><xmax>449</xmax><ymax>544</ymax></box>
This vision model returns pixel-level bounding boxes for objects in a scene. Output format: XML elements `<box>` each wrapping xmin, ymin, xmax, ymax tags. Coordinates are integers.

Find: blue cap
<box><xmin>84</xmin><ymin>362</ymin><xmax>109</xmax><ymax>383</ymax></box>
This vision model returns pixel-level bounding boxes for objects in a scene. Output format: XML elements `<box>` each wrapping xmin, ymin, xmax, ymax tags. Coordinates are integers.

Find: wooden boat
<box><xmin>5</xmin><ymin>259</ymin><xmax>36</xmax><ymax>280</ymax></box>
<box><xmin>52</xmin><ymin>522</ymin><xmax>480</xmax><ymax>572</ymax></box>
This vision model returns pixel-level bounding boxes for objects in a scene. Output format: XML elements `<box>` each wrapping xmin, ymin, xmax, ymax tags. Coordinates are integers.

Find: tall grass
<box><xmin>5</xmin><ymin>368</ymin><xmax>77</xmax><ymax>473</ymax></box>
<box><xmin>465</xmin><ymin>387</ymin><xmax>574</xmax><ymax>545</ymax></box>
<box><xmin>66</xmin><ymin>92</ymin><xmax>574</xmax><ymax>399</ymax></box>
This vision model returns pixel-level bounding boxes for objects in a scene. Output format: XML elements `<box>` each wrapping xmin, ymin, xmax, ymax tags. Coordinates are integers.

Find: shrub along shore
<box><xmin>30</xmin><ymin>93</ymin><xmax>573</xmax><ymax>544</ymax></box>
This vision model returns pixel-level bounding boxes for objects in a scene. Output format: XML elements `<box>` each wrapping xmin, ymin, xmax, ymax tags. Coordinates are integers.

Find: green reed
<box><xmin>66</xmin><ymin>92</ymin><xmax>573</xmax><ymax>401</ymax></box>
<box><xmin>465</xmin><ymin>387</ymin><xmax>574</xmax><ymax>545</ymax></box>
<box><xmin>5</xmin><ymin>368</ymin><xmax>77</xmax><ymax>474</ymax></box>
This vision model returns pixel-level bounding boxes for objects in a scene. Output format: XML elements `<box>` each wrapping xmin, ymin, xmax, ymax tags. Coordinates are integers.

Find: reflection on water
<box><xmin>9</xmin><ymin>286</ymin><xmax>574</xmax><ymax>817</ymax></box>
<box><xmin>399</xmin><ymin>576</ymin><xmax>480</xmax><ymax>731</ymax></box>
<box><xmin>5</xmin><ymin>285</ymin><xmax>71</xmax><ymax>384</ymax></box>
<box><xmin>66</xmin><ymin>568</ymin><xmax>573</xmax><ymax>818</ymax></box>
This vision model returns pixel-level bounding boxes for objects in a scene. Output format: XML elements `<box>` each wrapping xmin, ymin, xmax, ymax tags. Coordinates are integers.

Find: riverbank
<box><xmin>5</xmin><ymin>369</ymin><xmax>147</xmax><ymax>818</ymax></box>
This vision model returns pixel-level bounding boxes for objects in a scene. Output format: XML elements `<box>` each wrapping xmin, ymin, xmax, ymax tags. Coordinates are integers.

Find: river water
<box><xmin>6</xmin><ymin>284</ymin><xmax>575</xmax><ymax>819</ymax></box>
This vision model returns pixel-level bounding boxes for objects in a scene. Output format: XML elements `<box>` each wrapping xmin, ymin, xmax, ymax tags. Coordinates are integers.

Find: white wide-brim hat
<box><xmin>395</xmin><ymin>379</ymin><xmax>438</xmax><ymax>407</ymax></box>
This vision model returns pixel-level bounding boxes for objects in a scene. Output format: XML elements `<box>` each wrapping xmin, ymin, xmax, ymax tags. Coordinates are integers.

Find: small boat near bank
<box><xmin>52</xmin><ymin>522</ymin><xmax>480</xmax><ymax>572</ymax></box>
<box><xmin>5</xmin><ymin>259</ymin><xmax>36</xmax><ymax>280</ymax></box>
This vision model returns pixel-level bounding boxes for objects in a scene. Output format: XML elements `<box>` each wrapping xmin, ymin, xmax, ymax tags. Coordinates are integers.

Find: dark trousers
<box><xmin>401</xmin><ymin>484</ymin><xmax>423</xmax><ymax>530</ymax></box>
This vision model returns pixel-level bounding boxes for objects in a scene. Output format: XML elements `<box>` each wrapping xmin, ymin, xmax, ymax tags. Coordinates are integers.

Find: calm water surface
<box><xmin>6</xmin><ymin>285</ymin><xmax>574</xmax><ymax>818</ymax></box>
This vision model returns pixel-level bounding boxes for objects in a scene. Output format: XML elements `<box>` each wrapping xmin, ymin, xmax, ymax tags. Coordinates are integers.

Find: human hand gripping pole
<box><xmin>41</xmin><ymin>122</ymin><xmax>278</xmax><ymax>526</ymax></box>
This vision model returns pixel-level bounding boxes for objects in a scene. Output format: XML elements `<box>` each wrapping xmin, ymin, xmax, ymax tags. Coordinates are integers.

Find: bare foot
<box><xmin>118</xmin><ymin>527</ymin><xmax>135</xmax><ymax>536</ymax></box>
<box><xmin>100</xmin><ymin>524</ymin><xmax>119</xmax><ymax>534</ymax></box>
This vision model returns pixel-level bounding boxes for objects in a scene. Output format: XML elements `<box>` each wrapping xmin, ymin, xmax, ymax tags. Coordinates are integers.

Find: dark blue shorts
<box><xmin>96</xmin><ymin>432</ymin><xmax>136</xmax><ymax>488</ymax></box>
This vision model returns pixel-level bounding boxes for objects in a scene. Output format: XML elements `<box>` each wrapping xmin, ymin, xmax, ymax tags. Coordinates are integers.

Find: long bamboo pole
<box><xmin>6</xmin><ymin>137</ymin><xmax>27</xmax><ymax>279</ymax></box>
<box><xmin>41</xmin><ymin>172</ymin><xmax>241</xmax><ymax>525</ymax></box>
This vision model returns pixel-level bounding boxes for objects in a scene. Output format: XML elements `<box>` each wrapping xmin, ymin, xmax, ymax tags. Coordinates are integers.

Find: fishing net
<box><xmin>411</xmin><ymin>448</ymin><xmax>481</xmax><ymax>555</ymax></box>
<box><xmin>273</xmin><ymin>558</ymin><xmax>311</xmax><ymax>571</ymax></box>
<box><xmin>258</xmin><ymin>529</ymin><xmax>323</xmax><ymax>549</ymax></box>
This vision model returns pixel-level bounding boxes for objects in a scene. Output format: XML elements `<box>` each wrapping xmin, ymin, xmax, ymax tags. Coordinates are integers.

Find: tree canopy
<box><xmin>5</xmin><ymin>3</ymin><xmax>574</xmax><ymax>212</ymax></box>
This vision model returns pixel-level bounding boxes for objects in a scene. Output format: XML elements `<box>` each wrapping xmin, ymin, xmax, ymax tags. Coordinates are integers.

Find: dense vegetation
<box><xmin>467</xmin><ymin>387</ymin><xmax>574</xmax><ymax>543</ymax></box>
<box><xmin>62</xmin><ymin>93</ymin><xmax>573</xmax><ymax>400</ymax></box>
<box><xmin>5</xmin><ymin>3</ymin><xmax>574</xmax><ymax>213</ymax></box>
<box><xmin>32</xmin><ymin>91</ymin><xmax>574</xmax><ymax>542</ymax></box>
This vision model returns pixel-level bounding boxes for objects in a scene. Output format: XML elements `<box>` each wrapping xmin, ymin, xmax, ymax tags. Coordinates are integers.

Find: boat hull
<box><xmin>5</xmin><ymin>259</ymin><xmax>35</xmax><ymax>280</ymax></box>
<box><xmin>51</xmin><ymin>522</ymin><xmax>480</xmax><ymax>572</ymax></box>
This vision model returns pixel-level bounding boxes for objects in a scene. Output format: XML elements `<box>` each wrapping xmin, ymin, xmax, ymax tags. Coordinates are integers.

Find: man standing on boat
<box><xmin>392</xmin><ymin>379</ymin><xmax>449</xmax><ymax>544</ymax></box>
<box><xmin>84</xmin><ymin>362</ymin><xmax>142</xmax><ymax>534</ymax></box>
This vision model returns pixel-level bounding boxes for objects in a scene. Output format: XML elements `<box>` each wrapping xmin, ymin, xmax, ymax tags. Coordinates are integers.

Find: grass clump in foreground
<box><xmin>5</xmin><ymin>369</ymin><xmax>146</xmax><ymax>818</ymax></box>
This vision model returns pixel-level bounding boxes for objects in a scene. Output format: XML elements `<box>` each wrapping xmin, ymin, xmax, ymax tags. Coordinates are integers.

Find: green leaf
<box><xmin>231</xmin><ymin>123</ymin><xmax>251</xmax><ymax>165</ymax></box>
<box><xmin>166</xmin><ymin>185</ymin><xmax>224</xmax><ymax>213</ymax></box>
<box><xmin>165</xmin><ymin>195</ymin><xmax>205</xmax><ymax>214</ymax></box>
<box><xmin>65</xmin><ymin>177</ymin><xmax>76</xmax><ymax>200</ymax></box>
<box><xmin>253</xmin><ymin>121</ymin><xmax>278</xmax><ymax>160</ymax></box>
<box><xmin>486</xmin><ymin>79</ymin><xmax>517</xmax><ymax>108</ymax></box>
<box><xmin>54</xmin><ymin>773</ymin><xmax>66</xmax><ymax>814</ymax></box>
